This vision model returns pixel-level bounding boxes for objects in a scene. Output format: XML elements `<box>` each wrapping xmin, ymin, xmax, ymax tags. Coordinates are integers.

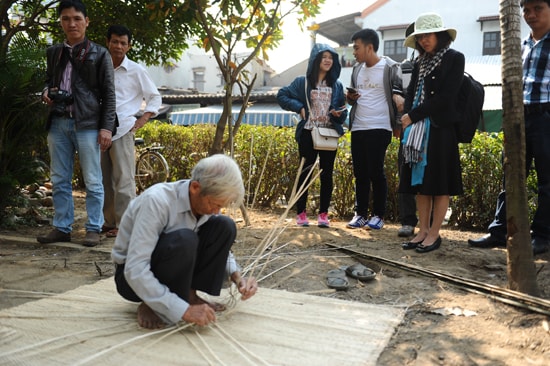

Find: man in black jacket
<box><xmin>37</xmin><ymin>0</ymin><xmax>117</xmax><ymax>247</ymax></box>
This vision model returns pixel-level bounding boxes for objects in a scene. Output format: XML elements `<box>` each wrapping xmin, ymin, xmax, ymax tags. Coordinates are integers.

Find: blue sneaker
<box><xmin>367</xmin><ymin>216</ymin><xmax>384</xmax><ymax>230</ymax></box>
<box><xmin>347</xmin><ymin>215</ymin><xmax>367</xmax><ymax>229</ymax></box>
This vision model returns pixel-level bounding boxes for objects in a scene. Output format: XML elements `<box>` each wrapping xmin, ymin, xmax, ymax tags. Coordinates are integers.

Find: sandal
<box><xmin>101</xmin><ymin>225</ymin><xmax>115</xmax><ymax>233</ymax></box>
<box><xmin>326</xmin><ymin>267</ymin><xmax>349</xmax><ymax>290</ymax></box>
<box><xmin>345</xmin><ymin>263</ymin><xmax>376</xmax><ymax>281</ymax></box>
<box><xmin>105</xmin><ymin>228</ymin><xmax>118</xmax><ymax>238</ymax></box>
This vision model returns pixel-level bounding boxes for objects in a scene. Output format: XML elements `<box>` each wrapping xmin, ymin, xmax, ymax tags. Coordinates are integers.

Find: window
<box><xmin>483</xmin><ymin>31</ymin><xmax>500</xmax><ymax>55</ymax></box>
<box><xmin>384</xmin><ymin>39</ymin><xmax>407</xmax><ymax>63</ymax></box>
<box><xmin>192</xmin><ymin>68</ymin><xmax>205</xmax><ymax>92</ymax></box>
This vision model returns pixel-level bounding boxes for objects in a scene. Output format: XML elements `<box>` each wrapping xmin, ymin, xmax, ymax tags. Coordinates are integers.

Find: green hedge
<box><xmin>137</xmin><ymin>123</ymin><xmax>535</xmax><ymax>231</ymax></box>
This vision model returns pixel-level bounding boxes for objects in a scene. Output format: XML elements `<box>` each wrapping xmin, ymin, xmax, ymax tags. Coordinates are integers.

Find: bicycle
<box><xmin>135</xmin><ymin>138</ymin><xmax>170</xmax><ymax>192</ymax></box>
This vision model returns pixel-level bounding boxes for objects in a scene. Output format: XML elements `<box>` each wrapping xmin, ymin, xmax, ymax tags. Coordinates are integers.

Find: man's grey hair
<box><xmin>191</xmin><ymin>154</ymin><xmax>244</xmax><ymax>207</ymax></box>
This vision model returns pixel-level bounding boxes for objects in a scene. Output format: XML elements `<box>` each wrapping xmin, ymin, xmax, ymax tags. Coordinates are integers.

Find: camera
<box><xmin>48</xmin><ymin>88</ymin><xmax>74</xmax><ymax>116</ymax></box>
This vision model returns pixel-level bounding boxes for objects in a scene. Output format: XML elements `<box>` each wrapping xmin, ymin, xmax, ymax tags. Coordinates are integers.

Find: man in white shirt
<box><xmin>101</xmin><ymin>25</ymin><xmax>162</xmax><ymax>238</ymax></box>
<box><xmin>112</xmin><ymin>154</ymin><xmax>258</xmax><ymax>329</ymax></box>
<box><xmin>346</xmin><ymin>28</ymin><xmax>404</xmax><ymax>231</ymax></box>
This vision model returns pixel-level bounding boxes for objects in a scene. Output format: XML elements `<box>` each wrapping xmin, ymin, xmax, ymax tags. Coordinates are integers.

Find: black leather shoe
<box><xmin>468</xmin><ymin>234</ymin><xmax>506</xmax><ymax>248</ymax></box>
<box><xmin>416</xmin><ymin>236</ymin><xmax>441</xmax><ymax>253</ymax></box>
<box><xmin>402</xmin><ymin>240</ymin><xmax>423</xmax><ymax>250</ymax></box>
<box><xmin>532</xmin><ymin>237</ymin><xmax>550</xmax><ymax>255</ymax></box>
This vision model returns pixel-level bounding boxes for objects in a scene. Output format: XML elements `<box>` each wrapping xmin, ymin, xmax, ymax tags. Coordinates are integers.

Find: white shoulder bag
<box><xmin>305</xmin><ymin>79</ymin><xmax>340</xmax><ymax>151</ymax></box>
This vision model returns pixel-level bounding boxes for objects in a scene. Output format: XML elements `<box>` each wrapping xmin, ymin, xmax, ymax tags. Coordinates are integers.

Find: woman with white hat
<box><xmin>399</xmin><ymin>12</ymin><xmax>465</xmax><ymax>253</ymax></box>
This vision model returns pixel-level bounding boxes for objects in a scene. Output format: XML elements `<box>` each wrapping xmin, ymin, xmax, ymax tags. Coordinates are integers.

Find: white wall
<box><xmin>144</xmin><ymin>44</ymin><xmax>222</xmax><ymax>93</ymax></box>
<box><xmin>145</xmin><ymin>45</ymin><xmax>273</xmax><ymax>94</ymax></box>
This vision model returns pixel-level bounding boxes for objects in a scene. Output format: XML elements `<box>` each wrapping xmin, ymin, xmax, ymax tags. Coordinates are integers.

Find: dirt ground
<box><xmin>1</xmin><ymin>191</ymin><xmax>550</xmax><ymax>365</ymax></box>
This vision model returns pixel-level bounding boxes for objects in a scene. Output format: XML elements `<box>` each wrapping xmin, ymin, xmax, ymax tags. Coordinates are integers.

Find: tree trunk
<box><xmin>499</xmin><ymin>0</ymin><xmax>539</xmax><ymax>295</ymax></box>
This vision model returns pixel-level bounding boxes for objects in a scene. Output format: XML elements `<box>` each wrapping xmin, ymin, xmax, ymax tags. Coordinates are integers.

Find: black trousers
<box><xmin>115</xmin><ymin>215</ymin><xmax>237</xmax><ymax>303</ymax></box>
<box><xmin>351</xmin><ymin>129</ymin><xmax>392</xmax><ymax>218</ymax></box>
<box><xmin>296</xmin><ymin>129</ymin><xmax>337</xmax><ymax>214</ymax></box>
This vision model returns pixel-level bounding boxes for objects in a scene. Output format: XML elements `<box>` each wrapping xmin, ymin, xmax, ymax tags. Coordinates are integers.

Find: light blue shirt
<box><xmin>111</xmin><ymin>180</ymin><xmax>240</xmax><ymax>323</ymax></box>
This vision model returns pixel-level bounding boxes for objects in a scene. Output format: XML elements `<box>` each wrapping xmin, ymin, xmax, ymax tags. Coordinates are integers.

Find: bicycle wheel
<box><xmin>135</xmin><ymin>150</ymin><xmax>170</xmax><ymax>191</ymax></box>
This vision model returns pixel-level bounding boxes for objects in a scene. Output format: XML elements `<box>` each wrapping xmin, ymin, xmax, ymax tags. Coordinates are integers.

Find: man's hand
<box><xmin>392</xmin><ymin>128</ymin><xmax>401</xmax><ymax>139</ymax></box>
<box><xmin>42</xmin><ymin>88</ymin><xmax>53</xmax><ymax>106</ymax></box>
<box><xmin>182</xmin><ymin>304</ymin><xmax>216</xmax><ymax>326</ymax></box>
<box><xmin>392</xmin><ymin>94</ymin><xmax>405</xmax><ymax>113</ymax></box>
<box><xmin>132</xmin><ymin>112</ymin><xmax>153</xmax><ymax>132</ymax></box>
<box><xmin>98</xmin><ymin>129</ymin><xmax>113</xmax><ymax>152</ymax></box>
<box><xmin>233</xmin><ymin>274</ymin><xmax>258</xmax><ymax>301</ymax></box>
<box><xmin>346</xmin><ymin>89</ymin><xmax>360</xmax><ymax>104</ymax></box>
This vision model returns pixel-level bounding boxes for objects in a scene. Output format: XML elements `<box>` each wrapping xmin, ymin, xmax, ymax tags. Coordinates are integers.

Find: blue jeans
<box><xmin>489</xmin><ymin>110</ymin><xmax>550</xmax><ymax>240</ymax></box>
<box><xmin>47</xmin><ymin>117</ymin><xmax>104</xmax><ymax>233</ymax></box>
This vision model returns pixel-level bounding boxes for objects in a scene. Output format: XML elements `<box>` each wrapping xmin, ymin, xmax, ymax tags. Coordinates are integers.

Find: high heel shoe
<box><xmin>415</xmin><ymin>236</ymin><xmax>442</xmax><ymax>253</ymax></box>
<box><xmin>402</xmin><ymin>239</ymin><xmax>423</xmax><ymax>250</ymax></box>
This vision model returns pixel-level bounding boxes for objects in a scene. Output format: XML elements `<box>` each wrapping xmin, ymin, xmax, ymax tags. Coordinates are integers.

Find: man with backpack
<box><xmin>468</xmin><ymin>0</ymin><xmax>550</xmax><ymax>255</ymax></box>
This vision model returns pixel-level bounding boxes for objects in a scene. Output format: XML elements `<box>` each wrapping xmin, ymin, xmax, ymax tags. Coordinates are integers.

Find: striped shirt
<box><xmin>522</xmin><ymin>32</ymin><xmax>550</xmax><ymax>105</ymax></box>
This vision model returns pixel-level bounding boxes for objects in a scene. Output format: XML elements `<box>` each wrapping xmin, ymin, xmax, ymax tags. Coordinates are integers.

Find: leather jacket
<box><xmin>45</xmin><ymin>38</ymin><xmax>117</xmax><ymax>132</ymax></box>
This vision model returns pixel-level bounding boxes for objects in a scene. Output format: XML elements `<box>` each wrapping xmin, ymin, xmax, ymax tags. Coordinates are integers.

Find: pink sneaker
<box><xmin>296</xmin><ymin>211</ymin><xmax>309</xmax><ymax>227</ymax></box>
<box><xmin>317</xmin><ymin>212</ymin><xmax>330</xmax><ymax>228</ymax></box>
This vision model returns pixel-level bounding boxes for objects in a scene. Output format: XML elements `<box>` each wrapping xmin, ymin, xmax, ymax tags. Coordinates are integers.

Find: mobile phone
<box><xmin>346</xmin><ymin>87</ymin><xmax>357</xmax><ymax>94</ymax></box>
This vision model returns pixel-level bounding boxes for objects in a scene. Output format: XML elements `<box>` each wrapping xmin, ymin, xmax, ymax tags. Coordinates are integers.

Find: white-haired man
<box><xmin>112</xmin><ymin>154</ymin><xmax>258</xmax><ymax>329</ymax></box>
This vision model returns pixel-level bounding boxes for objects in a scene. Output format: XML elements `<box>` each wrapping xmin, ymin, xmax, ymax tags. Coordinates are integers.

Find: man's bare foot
<box><xmin>189</xmin><ymin>290</ymin><xmax>226</xmax><ymax>312</ymax></box>
<box><xmin>137</xmin><ymin>303</ymin><xmax>166</xmax><ymax>329</ymax></box>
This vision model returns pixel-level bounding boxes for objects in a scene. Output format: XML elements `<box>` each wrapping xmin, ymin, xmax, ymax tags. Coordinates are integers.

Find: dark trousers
<box><xmin>115</xmin><ymin>215</ymin><xmax>237</xmax><ymax>303</ymax></box>
<box><xmin>296</xmin><ymin>129</ymin><xmax>337</xmax><ymax>214</ymax></box>
<box><xmin>351</xmin><ymin>129</ymin><xmax>392</xmax><ymax>218</ymax></box>
<box><xmin>398</xmin><ymin>137</ymin><xmax>418</xmax><ymax>226</ymax></box>
<box><xmin>489</xmin><ymin>111</ymin><xmax>550</xmax><ymax>240</ymax></box>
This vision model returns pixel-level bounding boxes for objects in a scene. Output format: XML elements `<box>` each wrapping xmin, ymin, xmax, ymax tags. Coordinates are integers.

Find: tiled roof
<box><xmin>162</xmin><ymin>90</ymin><xmax>279</xmax><ymax>105</ymax></box>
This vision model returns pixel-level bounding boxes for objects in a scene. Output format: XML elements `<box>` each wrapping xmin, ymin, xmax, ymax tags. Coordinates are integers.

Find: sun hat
<box><xmin>404</xmin><ymin>13</ymin><xmax>457</xmax><ymax>49</ymax></box>
<box><xmin>405</xmin><ymin>22</ymin><xmax>415</xmax><ymax>38</ymax></box>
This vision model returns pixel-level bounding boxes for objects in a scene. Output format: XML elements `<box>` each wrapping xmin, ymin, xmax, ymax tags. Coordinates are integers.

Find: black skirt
<box><xmin>398</xmin><ymin>123</ymin><xmax>463</xmax><ymax>196</ymax></box>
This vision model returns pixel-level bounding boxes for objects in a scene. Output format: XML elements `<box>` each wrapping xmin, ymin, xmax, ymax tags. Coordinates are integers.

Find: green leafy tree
<box><xmin>1</xmin><ymin>0</ymin><xmax>198</xmax><ymax>65</ymax></box>
<box><xmin>0</xmin><ymin>34</ymin><xmax>48</xmax><ymax>219</ymax></box>
<box><xmin>148</xmin><ymin>0</ymin><xmax>325</xmax><ymax>155</ymax></box>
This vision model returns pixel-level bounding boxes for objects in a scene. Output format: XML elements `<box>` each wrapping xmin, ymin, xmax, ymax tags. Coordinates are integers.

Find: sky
<box><xmin>267</xmin><ymin>0</ymin><xmax>376</xmax><ymax>73</ymax></box>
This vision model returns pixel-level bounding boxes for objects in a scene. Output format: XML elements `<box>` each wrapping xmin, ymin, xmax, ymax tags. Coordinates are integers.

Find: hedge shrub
<box><xmin>137</xmin><ymin>123</ymin><xmax>536</xmax><ymax>231</ymax></box>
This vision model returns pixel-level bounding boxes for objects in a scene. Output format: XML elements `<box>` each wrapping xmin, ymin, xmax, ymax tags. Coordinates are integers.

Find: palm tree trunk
<box><xmin>500</xmin><ymin>0</ymin><xmax>539</xmax><ymax>295</ymax></box>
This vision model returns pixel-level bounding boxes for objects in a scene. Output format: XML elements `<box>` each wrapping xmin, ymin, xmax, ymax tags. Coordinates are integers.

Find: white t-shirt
<box><xmin>352</xmin><ymin>58</ymin><xmax>391</xmax><ymax>132</ymax></box>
